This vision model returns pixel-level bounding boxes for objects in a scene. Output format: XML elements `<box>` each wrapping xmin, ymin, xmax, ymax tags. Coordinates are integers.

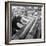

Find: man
<box><xmin>12</xmin><ymin>15</ymin><xmax>22</xmax><ymax>35</ymax></box>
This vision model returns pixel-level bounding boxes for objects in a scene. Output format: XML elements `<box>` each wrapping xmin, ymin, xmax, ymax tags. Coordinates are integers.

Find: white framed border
<box><xmin>5</xmin><ymin>1</ymin><xmax>45</xmax><ymax>44</ymax></box>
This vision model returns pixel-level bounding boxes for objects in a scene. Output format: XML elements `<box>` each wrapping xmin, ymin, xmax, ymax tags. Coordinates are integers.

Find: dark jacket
<box><xmin>12</xmin><ymin>16</ymin><xmax>22</xmax><ymax>30</ymax></box>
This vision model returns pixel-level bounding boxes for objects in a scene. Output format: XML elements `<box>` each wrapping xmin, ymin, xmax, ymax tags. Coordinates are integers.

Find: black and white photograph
<box><xmin>5</xmin><ymin>1</ymin><xmax>45</xmax><ymax>44</ymax></box>
<box><xmin>12</xmin><ymin>5</ymin><xmax>41</xmax><ymax>39</ymax></box>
